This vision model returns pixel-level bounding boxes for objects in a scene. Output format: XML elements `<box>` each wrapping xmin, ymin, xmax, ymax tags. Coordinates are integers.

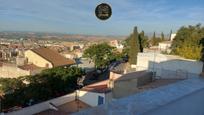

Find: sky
<box><xmin>0</xmin><ymin>0</ymin><xmax>204</xmax><ymax>36</ymax></box>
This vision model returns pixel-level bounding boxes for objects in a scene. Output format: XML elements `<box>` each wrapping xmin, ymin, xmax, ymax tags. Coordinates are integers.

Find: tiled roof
<box><xmin>0</xmin><ymin>62</ymin><xmax>3</xmax><ymax>67</ymax></box>
<box><xmin>31</xmin><ymin>47</ymin><xmax>75</xmax><ymax>67</ymax></box>
<box><xmin>81</xmin><ymin>85</ymin><xmax>110</xmax><ymax>93</ymax></box>
<box><xmin>81</xmin><ymin>80</ymin><xmax>111</xmax><ymax>93</ymax></box>
<box><xmin>18</xmin><ymin>64</ymin><xmax>41</xmax><ymax>71</ymax></box>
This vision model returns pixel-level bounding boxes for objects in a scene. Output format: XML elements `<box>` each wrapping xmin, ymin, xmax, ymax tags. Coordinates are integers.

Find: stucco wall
<box><xmin>113</xmin><ymin>79</ymin><xmax>138</xmax><ymax>99</ymax></box>
<box><xmin>0</xmin><ymin>64</ymin><xmax>30</xmax><ymax>78</ymax></box>
<box><xmin>158</xmin><ymin>43</ymin><xmax>171</xmax><ymax>51</ymax></box>
<box><xmin>108</xmin><ymin>72</ymin><xmax>122</xmax><ymax>88</ymax></box>
<box><xmin>105</xmin><ymin>92</ymin><xmax>113</xmax><ymax>104</ymax></box>
<box><xmin>137</xmin><ymin>53</ymin><xmax>203</xmax><ymax>78</ymax></box>
<box><xmin>78</xmin><ymin>90</ymin><xmax>105</xmax><ymax>107</ymax></box>
<box><xmin>25</xmin><ymin>50</ymin><xmax>53</xmax><ymax>68</ymax></box>
<box><xmin>113</xmin><ymin>72</ymin><xmax>152</xmax><ymax>99</ymax></box>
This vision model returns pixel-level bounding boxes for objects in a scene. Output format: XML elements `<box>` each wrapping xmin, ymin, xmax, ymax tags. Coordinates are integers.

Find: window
<box><xmin>98</xmin><ymin>96</ymin><xmax>104</xmax><ymax>105</ymax></box>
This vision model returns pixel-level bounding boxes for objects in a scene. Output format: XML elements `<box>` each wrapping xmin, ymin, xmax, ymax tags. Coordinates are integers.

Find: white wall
<box><xmin>159</xmin><ymin>43</ymin><xmax>171</xmax><ymax>51</ymax></box>
<box><xmin>170</xmin><ymin>33</ymin><xmax>176</xmax><ymax>41</ymax></box>
<box><xmin>137</xmin><ymin>53</ymin><xmax>203</xmax><ymax>78</ymax></box>
<box><xmin>78</xmin><ymin>90</ymin><xmax>105</xmax><ymax>107</ymax></box>
<box><xmin>5</xmin><ymin>93</ymin><xmax>75</xmax><ymax>115</ymax></box>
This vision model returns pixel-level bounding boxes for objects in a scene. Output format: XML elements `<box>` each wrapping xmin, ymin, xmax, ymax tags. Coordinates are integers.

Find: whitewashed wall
<box><xmin>159</xmin><ymin>42</ymin><xmax>171</xmax><ymax>51</ymax></box>
<box><xmin>78</xmin><ymin>90</ymin><xmax>105</xmax><ymax>107</ymax></box>
<box><xmin>5</xmin><ymin>93</ymin><xmax>75</xmax><ymax>115</ymax></box>
<box><xmin>137</xmin><ymin>53</ymin><xmax>203</xmax><ymax>78</ymax></box>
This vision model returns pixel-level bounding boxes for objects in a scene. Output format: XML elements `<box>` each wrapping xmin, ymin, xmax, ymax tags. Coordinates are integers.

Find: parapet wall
<box><xmin>5</xmin><ymin>93</ymin><xmax>75</xmax><ymax>115</ymax></box>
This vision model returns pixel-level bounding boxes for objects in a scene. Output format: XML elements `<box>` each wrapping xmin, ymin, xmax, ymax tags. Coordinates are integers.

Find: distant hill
<box><xmin>0</xmin><ymin>31</ymin><xmax>126</xmax><ymax>41</ymax></box>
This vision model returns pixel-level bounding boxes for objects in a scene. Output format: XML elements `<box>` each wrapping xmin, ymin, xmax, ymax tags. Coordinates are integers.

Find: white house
<box><xmin>158</xmin><ymin>41</ymin><xmax>172</xmax><ymax>51</ymax></box>
<box><xmin>78</xmin><ymin>80</ymin><xmax>112</xmax><ymax>107</ymax></box>
<box><xmin>25</xmin><ymin>47</ymin><xmax>75</xmax><ymax>68</ymax></box>
<box><xmin>170</xmin><ymin>33</ymin><xmax>176</xmax><ymax>41</ymax></box>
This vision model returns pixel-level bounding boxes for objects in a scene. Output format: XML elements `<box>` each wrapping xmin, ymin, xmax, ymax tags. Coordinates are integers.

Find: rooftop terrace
<box><xmin>73</xmin><ymin>77</ymin><xmax>204</xmax><ymax>115</ymax></box>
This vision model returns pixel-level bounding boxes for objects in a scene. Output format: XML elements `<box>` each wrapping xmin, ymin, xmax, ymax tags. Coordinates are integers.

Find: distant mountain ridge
<box><xmin>0</xmin><ymin>31</ymin><xmax>126</xmax><ymax>41</ymax></box>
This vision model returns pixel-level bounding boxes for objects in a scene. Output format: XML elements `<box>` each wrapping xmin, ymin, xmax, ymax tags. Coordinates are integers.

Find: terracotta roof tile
<box><xmin>31</xmin><ymin>47</ymin><xmax>75</xmax><ymax>67</ymax></box>
<box><xmin>18</xmin><ymin>64</ymin><xmax>41</xmax><ymax>71</ymax></box>
<box><xmin>81</xmin><ymin>85</ymin><xmax>110</xmax><ymax>93</ymax></box>
<box><xmin>81</xmin><ymin>80</ymin><xmax>111</xmax><ymax>93</ymax></box>
<box><xmin>0</xmin><ymin>62</ymin><xmax>3</xmax><ymax>67</ymax></box>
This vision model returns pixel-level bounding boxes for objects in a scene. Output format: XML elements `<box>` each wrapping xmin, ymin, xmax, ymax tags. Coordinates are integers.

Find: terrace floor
<box><xmin>36</xmin><ymin>100</ymin><xmax>91</xmax><ymax>115</ymax></box>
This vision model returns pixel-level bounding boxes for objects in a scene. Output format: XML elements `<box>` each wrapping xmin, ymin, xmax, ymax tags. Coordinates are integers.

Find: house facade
<box><xmin>25</xmin><ymin>47</ymin><xmax>75</xmax><ymax>68</ymax></box>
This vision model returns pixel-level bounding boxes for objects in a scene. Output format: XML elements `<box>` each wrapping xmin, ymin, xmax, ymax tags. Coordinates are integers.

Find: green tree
<box><xmin>169</xmin><ymin>30</ymin><xmax>172</xmax><ymax>41</ymax></box>
<box><xmin>161</xmin><ymin>32</ymin><xmax>165</xmax><ymax>41</ymax></box>
<box><xmin>151</xmin><ymin>32</ymin><xmax>157</xmax><ymax>45</ymax></box>
<box><xmin>138</xmin><ymin>31</ymin><xmax>144</xmax><ymax>52</ymax></box>
<box><xmin>0</xmin><ymin>78</ymin><xmax>25</xmax><ymax>94</ymax></box>
<box><xmin>139</xmin><ymin>30</ymin><xmax>149</xmax><ymax>50</ymax></box>
<box><xmin>122</xmin><ymin>35</ymin><xmax>131</xmax><ymax>56</ymax></box>
<box><xmin>83</xmin><ymin>43</ymin><xmax>116</xmax><ymax>69</ymax></box>
<box><xmin>123</xmin><ymin>27</ymin><xmax>149</xmax><ymax>63</ymax></box>
<box><xmin>128</xmin><ymin>27</ymin><xmax>140</xmax><ymax>64</ymax></box>
<box><xmin>1</xmin><ymin>66</ymin><xmax>85</xmax><ymax>110</ymax></box>
<box><xmin>151</xmin><ymin>32</ymin><xmax>162</xmax><ymax>46</ymax></box>
<box><xmin>171</xmin><ymin>24</ymin><xmax>204</xmax><ymax>60</ymax></box>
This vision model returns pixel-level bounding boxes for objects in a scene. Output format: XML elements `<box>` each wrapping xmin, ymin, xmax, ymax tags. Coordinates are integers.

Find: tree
<box><xmin>171</xmin><ymin>24</ymin><xmax>204</xmax><ymax>60</ymax></box>
<box><xmin>0</xmin><ymin>78</ymin><xmax>25</xmax><ymax>94</ymax></box>
<box><xmin>1</xmin><ymin>66</ymin><xmax>85</xmax><ymax>110</ymax></box>
<box><xmin>151</xmin><ymin>32</ymin><xmax>162</xmax><ymax>46</ymax></box>
<box><xmin>151</xmin><ymin>32</ymin><xmax>157</xmax><ymax>45</ymax></box>
<box><xmin>138</xmin><ymin>31</ymin><xmax>144</xmax><ymax>52</ymax></box>
<box><xmin>123</xmin><ymin>27</ymin><xmax>150</xmax><ymax>64</ymax></box>
<box><xmin>161</xmin><ymin>32</ymin><xmax>165</xmax><ymax>41</ymax></box>
<box><xmin>83</xmin><ymin>43</ymin><xmax>116</xmax><ymax>69</ymax></box>
<box><xmin>139</xmin><ymin>30</ymin><xmax>149</xmax><ymax>50</ymax></box>
<box><xmin>128</xmin><ymin>27</ymin><xmax>140</xmax><ymax>64</ymax></box>
<box><xmin>169</xmin><ymin>30</ymin><xmax>172</xmax><ymax>41</ymax></box>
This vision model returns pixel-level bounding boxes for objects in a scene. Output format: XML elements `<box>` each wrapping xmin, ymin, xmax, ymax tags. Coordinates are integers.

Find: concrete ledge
<box><xmin>6</xmin><ymin>93</ymin><xmax>75</xmax><ymax>115</ymax></box>
<box><xmin>73</xmin><ymin>78</ymin><xmax>204</xmax><ymax>115</ymax></box>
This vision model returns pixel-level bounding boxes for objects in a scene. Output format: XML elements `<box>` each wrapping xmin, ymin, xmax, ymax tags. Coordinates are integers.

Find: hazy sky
<box><xmin>0</xmin><ymin>0</ymin><xmax>204</xmax><ymax>35</ymax></box>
